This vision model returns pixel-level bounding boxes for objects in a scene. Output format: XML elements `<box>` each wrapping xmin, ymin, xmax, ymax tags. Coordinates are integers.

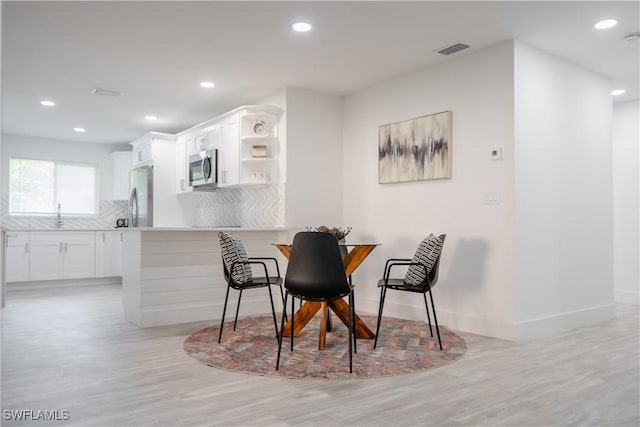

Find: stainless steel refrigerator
<box><xmin>128</xmin><ymin>165</ymin><xmax>153</xmax><ymax>227</ymax></box>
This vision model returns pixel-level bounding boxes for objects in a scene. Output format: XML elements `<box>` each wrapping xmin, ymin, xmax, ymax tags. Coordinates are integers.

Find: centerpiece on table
<box><xmin>306</xmin><ymin>226</ymin><xmax>352</xmax><ymax>242</ymax></box>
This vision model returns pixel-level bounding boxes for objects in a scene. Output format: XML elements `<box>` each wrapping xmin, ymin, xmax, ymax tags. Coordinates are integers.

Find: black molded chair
<box><xmin>276</xmin><ymin>232</ymin><xmax>355</xmax><ymax>373</ymax></box>
<box><xmin>217</xmin><ymin>232</ymin><xmax>285</xmax><ymax>343</ymax></box>
<box><xmin>374</xmin><ymin>234</ymin><xmax>446</xmax><ymax>350</ymax></box>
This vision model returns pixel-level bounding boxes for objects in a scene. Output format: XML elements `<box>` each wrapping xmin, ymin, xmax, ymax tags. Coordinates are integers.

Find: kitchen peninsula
<box><xmin>122</xmin><ymin>227</ymin><xmax>291</xmax><ymax>327</ymax></box>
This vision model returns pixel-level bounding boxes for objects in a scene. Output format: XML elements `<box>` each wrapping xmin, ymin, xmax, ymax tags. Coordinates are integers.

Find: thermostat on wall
<box><xmin>490</xmin><ymin>146</ymin><xmax>502</xmax><ymax>160</ymax></box>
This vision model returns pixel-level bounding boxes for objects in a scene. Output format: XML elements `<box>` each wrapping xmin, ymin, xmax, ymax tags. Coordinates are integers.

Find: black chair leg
<box><xmin>423</xmin><ymin>293</ymin><xmax>434</xmax><ymax>337</ymax></box>
<box><xmin>276</xmin><ymin>292</ymin><xmax>289</xmax><ymax>370</ymax></box>
<box><xmin>233</xmin><ymin>289</ymin><xmax>243</xmax><ymax>331</ymax></box>
<box><xmin>278</xmin><ymin>285</ymin><xmax>288</xmax><ymax>322</ymax></box>
<box><xmin>290</xmin><ymin>294</ymin><xmax>295</xmax><ymax>351</ymax></box>
<box><xmin>349</xmin><ymin>290</ymin><xmax>357</xmax><ymax>354</ymax></box>
<box><xmin>348</xmin><ymin>292</ymin><xmax>353</xmax><ymax>373</ymax></box>
<box><xmin>218</xmin><ymin>285</ymin><xmax>231</xmax><ymax>343</ymax></box>
<box><xmin>373</xmin><ymin>286</ymin><xmax>387</xmax><ymax>349</ymax></box>
<box><xmin>267</xmin><ymin>286</ymin><xmax>278</xmax><ymax>340</ymax></box>
<box><xmin>428</xmin><ymin>290</ymin><xmax>442</xmax><ymax>350</ymax></box>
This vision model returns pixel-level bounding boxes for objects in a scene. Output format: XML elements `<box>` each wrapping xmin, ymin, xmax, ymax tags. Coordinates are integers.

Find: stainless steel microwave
<box><xmin>189</xmin><ymin>149</ymin><xmax>217</xmax><ymax>190</ymax></box>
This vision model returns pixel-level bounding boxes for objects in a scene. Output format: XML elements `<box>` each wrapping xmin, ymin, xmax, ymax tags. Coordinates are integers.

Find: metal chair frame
<box><xmin>218</xmin><ymin>257</ymin><xmax>286</xmax><ymax>343</ymax></box>
<box><xmin>373</xmin><ymin>238</ymin><xmax>445</xmax><ymax>350</ymax></box>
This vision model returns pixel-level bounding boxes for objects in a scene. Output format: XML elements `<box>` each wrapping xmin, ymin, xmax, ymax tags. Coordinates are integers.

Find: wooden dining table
<box><xmin>274</xmin><ymin>243</ymin><xmax>379</xmax><ymax>350</ymax></box>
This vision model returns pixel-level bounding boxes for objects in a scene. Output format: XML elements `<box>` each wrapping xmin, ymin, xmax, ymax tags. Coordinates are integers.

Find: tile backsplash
<box><xmin>2</xmin><ymin>184</ymin><xmax>285</xmax><ymax>230</ymax></box>
<box><xmin>194</xmin><ymin>184</ymin><xmax>285</xmax><ymax>228</ymax></box>
<box><xmin>2</xmin><ymin>198</ymin><xmax>128</xmax><ymax>230</ymax></box>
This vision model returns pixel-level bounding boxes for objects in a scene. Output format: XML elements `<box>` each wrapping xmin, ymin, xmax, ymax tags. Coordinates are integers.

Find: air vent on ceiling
<box><xmin>624</xmin><ymin>32</ymin><xmax>640</xmax><ymax>42</ymax></box>
<box><xmin>434</xmin><ymin>42</ymin><xmax>470</xmax><ymax>56</ymax></box>
<box><xmin>91</xmin><ymin>87</ymin><xmax>122</xmax><ymax>97</ymax></box>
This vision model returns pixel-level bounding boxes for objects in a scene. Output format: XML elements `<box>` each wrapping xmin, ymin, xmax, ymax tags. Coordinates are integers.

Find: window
<box><xmin>10</xmin><ymin>158</ymin><xmax>98</xmax><ymax>216</ymax></box>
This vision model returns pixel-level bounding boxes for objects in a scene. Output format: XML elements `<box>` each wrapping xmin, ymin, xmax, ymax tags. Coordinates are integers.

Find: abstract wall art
<box><xmin>378</xmin><ymin>111</ymin><xmax>452</xmax><ymax>183</ymax></box>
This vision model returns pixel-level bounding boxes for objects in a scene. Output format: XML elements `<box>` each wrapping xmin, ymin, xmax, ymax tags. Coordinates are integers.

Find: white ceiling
<box><xmin>2</xmin><ymin>1</ymin><xmax>638</xmax><ymax>145</ymax></box>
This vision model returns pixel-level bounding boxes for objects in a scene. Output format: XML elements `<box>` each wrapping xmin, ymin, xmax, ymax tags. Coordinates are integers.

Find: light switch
<box><xmin>490</xmin><ymin>146</ymin><xmax>502</xmax><ymax>160</ymax></box>
<box><xmin>482</xmin><ymin>192</ymin><xmax>499</xmax><ymax>205</ymax></box>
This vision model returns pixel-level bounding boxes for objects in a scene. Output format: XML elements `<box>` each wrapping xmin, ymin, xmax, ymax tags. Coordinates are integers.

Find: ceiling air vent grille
<box><xmin>435</xmin><ymin>42</ymin><xmax>470</xmax><ymax>56</ymax></box>
<box><xmin>91</xmin><ymin>87</ymin><xmax>122</xmax><ymax>97</ymax></box>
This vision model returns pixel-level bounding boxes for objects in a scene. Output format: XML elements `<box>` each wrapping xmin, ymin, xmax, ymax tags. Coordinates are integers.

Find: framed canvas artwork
<box><xmin>378</xmin><ymin>111</ymin><xmax>452</xmax><ymax>183</ymax></box>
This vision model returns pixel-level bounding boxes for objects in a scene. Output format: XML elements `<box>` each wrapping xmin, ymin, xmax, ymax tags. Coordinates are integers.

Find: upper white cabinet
<box><xmin>175</xmin><ymin>135</ymin><xmax>190</xmax><ymax>193</ymax></box>
<box><xmin>175</xmin><ymin>105</ymin><xmax>282</xmax><ymax>192</ymax></box>
<box><xmin>5</xmin><ymin>232</ymin><xmax>30</xmax><ymax>283</ymax></box>
<box><xmin>218</xmin><ymin>115</ymin><xmax>240</xmax><ymax>187</ymax></box>
<box><xmin>130</xmin><ymin>132</ymin><xmax>175</xmax><ymax>167</ymax></box>
<box><xmin>109</xmin><ymin>151</ymin><xmax>132</xmax><ymax>200</ymax></box>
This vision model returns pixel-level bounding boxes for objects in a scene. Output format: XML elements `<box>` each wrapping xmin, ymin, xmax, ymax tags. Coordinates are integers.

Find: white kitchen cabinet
<box><xmin>109</xmin><ymin>151</ymin><xmax>132</xmax><ymax>200</ymax></box>
<box><xmin>131</xmin><ymin>136</ymin><xmax>153</xmax><ymax>166</ymax></box>
<box><xmin>175</xmin><ymin>135</ymin><xmax>191</xmax><ymax>193</ymax></box>
<box><xmin>29</xmin><ymin>232</ymin><xmax>95</xmax><ymax>281</ymax></box>
<box><xmin>5</xmin><ymin>232</ymin><xmax>30</xmax><ymax>282</ymax></box>
<box><xmin>130</xmin><ymin>132</ymin><xmax>175</xmax><ymax>167</ymax></box>
<box><xmin>95</xmin><ymin>231</ymin><xmax>122</xmax><ymax>277</ymax></box>
<box><xmin>194</xmin><ymin>132</ymin><xmax>213</xmax><ymax>152</ymax></box>
<box><xmin>218</xmin><ymin>116</ymin><xmax>240</xmax><ymax>187</ymax></box>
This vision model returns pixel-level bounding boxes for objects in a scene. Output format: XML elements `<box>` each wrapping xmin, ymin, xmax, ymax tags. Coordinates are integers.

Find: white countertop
<box><xmin>130</xmin><ymin>227</ymin><xmax>289</xmax><ymax>232</ymax></box>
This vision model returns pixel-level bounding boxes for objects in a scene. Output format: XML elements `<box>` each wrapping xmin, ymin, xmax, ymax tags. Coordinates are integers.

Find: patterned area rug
<box><xmin>183</xmin><ymin>315</ymin><xmax>467</xmax><ymax>379</ymax></box>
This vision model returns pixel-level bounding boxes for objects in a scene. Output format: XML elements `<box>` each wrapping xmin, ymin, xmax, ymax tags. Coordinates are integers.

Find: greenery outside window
<box><xmin>10</xmin><ymin>158</ymin><xmax>98</xmax><ymax>216</ymax></box>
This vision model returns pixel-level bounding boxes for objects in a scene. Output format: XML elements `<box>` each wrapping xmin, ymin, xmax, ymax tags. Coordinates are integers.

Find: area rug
<box><xmin>183</xmin><ymin>314</ymin><xmax>466</xmax><ymax>379</ymax></box>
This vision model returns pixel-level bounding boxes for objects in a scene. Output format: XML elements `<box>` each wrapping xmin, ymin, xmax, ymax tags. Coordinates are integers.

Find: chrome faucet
<box><xmin>56</xmin><ymin>203</ymin><xmax>63</xmax><ymax>227</ymax></box>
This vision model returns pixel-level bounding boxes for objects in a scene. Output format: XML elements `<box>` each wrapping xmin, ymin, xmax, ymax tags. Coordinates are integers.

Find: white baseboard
<box><xmin>513</xmin><ymin>303</ymin><xmax>616</xmax><ymax>341</ymax></box>
<box><xmin>7</xmin><ymin>277</ymin><xmax>122</xmax><ymax>291</ymax></box>
<box><xmin>615</xmin><ymin>289</ymin><xmax>640</xmax><ymax>305</ymax></box>
<box><xmin>357</xmin><ymin>297</ymin><xmax>617</xmax><ymax>342</ymax></box>
<box><xmin>357</xmin><ymin>297</ymin><xmax>515</xmax><ymax>341</ymax></box>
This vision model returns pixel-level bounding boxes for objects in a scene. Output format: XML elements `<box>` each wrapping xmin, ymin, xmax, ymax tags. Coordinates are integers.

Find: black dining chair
<box><xmin>374</xmin><ymin>234</ymin><xmax>446</xmax><ymax>350</ymax></box>
<box><xmin>217</xmin><ymin>232</ymin><xmax>285</xmax><ymax>343</ymax></box>
<box><xmin>276</xmin><ymin>231</ymin><xmax>356</xmax><ymax>373</ymax></box>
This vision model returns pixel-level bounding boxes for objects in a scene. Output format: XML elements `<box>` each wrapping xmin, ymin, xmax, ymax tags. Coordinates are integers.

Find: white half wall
<box><xmin>343</xmin><ymin>42</ymin><xmax>516</xmax><ymax>340</ymax></box>
<box><xmin>613</xmin><ymin>100</ymin><xmax>640</xmax><ymax>305</ymax></box>
<box><xmin>513</xmin><ymin>41</ymin><xmax>615</xmax><ymax>339</ymax></box>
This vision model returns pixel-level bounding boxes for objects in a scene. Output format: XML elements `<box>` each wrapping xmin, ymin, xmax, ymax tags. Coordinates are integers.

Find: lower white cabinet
<box><xmin>28</xmin><ymin>232</ymin><xmax>96</xmax><ymax>281</ymax></box>
<box><xmin>5</xmin><ymin>232</ymin><xmax>30</xmax><ymax>282</ymax></box>
<box><xmin>5</xmin><ymin>230</ymin><xmax>124</xmax><ymax>283</ymax></box>
<box><xmin>95</xmin><ymin>231</ymin><xmax>123</xmax><ymax>277</ymax></box>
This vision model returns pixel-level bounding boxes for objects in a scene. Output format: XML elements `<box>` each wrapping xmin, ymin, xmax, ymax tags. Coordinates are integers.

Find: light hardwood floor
<box><xmin>1</xmin><ymin>284</ymin><xmax>638</xmax><ymax>426</ymax></box>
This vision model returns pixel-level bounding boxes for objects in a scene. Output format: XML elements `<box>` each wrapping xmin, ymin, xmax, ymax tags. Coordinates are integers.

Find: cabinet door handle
<box><xmin>60</xmin><ymin>242</ymin><xmax>63</xmax><ymax>252</ymax></box>
<box><xmin>65</xmin><ymin>242</ymin><xmax>68</xmax><ymax>252</ymax></box>
<box><xmin>25</xmin><ymin>243</ymin><xmax>29</xmax><ymax>254</ymax></box>
<box><xmin>102</xmin><ymin>232</ymin><xmax>106</xmax><ymax>243</ymax></box>
<box><xmin>120</xmin><ymin>232</ymin><xmax>123</xmax><ymax>242</ymax></box>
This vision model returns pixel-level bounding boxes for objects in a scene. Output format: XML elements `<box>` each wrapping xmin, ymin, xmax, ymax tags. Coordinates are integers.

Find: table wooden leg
<box><xmin>328</xmin><ymin>299</ymin><xmax>376</xmax><ymax>339</ymax></box>
<box><xmin>281</xmin><ymin>301</ymin><xmax>321</xmax><ymax>337</ymax></box>
<box><xmin>319</xmin><ymin>302</ymin><xmax>328</xmax><ymax>350</ymax></box>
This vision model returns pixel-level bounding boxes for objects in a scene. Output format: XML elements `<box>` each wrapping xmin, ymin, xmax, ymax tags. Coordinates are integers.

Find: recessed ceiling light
<box><xmin>73</xmin><ymin>127</ymin><xmax>86</xmax><ymax>133</ymax></box>
<box><xmin>594</xmin><ymin>19</ymin><xmax>617</xmax><ymax>30</ymax></box>
<box><xmin>200</xmin><ymin>81</ymin><xmax>215</xmax><ymax>89</ymax></box>
<box><xmin>292</xmin><ymin>22</ymin><xmax>312</xmax><ymax>32</ymax></box>
<box><xmin>611</xmin><ymin>89</ymin><xmax>626</xmax><ymax>96</ymax></box>
<box><xmin>145</xmin><ymin>115</ymin><xmax>158</xmax><ymax>121</ymax></box>
<box><xmin>40</xmin><ymin>100</ymin><xmax>56</xmax><ymax>107</ymax></box>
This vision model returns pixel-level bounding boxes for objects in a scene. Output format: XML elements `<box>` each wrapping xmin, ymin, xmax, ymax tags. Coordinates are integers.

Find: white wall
<box><xmin>343</xmin><ymin>42</ymin><xmax>517</xmax><ymax>339</ymax></box>
<box><xmin>513</xmin><ymin>42</ymin><xmax>615</xmax><ymax>338</ymax></box>
<box><xmin>284</xmin><ymin>87</ymin><xmax>344</xmax><ymax>229</ymax></box>
<box><xmin>613</xmin><ymin>100</ymin><xmax>640</xmax><ymax>305</ymax></box>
